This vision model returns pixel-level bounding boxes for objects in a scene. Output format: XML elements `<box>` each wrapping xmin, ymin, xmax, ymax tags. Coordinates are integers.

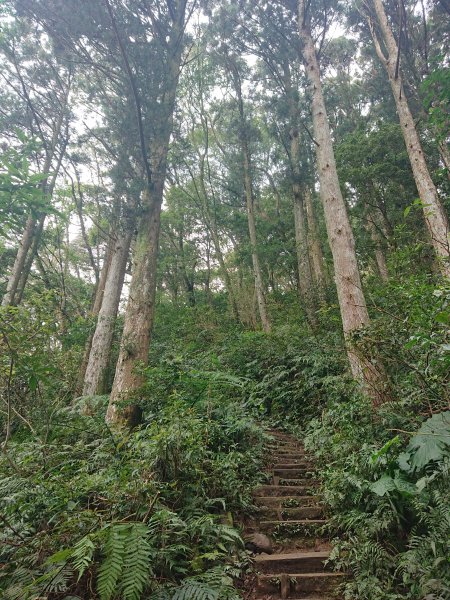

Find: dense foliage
<box><xmin>1</xmin><ymin>387</ymin><xmax>266</xmax><ymax>599</ymax></box>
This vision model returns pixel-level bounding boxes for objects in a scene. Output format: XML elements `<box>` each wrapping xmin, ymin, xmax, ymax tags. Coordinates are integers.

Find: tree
<box><xmin>366</xmin><ymin>0</ymin><xmax>450</xmax><ymax>278</ymax></box>
<box><xmin>0</xmin><ymin>19</ymin><xmax>72</xmax><ymax>306</ymax></box>
<box><xmin>226</xmin><ymin>56</ymin><xmax>271</xmax><ymax>333</ymax></box>
<box><xmin>297</xmin><ymin>0</ymin><xmax>388</xmax><ymax>403</ymax></box>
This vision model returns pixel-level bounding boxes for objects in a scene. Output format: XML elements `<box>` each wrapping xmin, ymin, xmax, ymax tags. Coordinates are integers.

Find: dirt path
<box><xmin>245</xmin><ymin>429</ymin><xmax>344</xmax><ymax>599</ymax></box>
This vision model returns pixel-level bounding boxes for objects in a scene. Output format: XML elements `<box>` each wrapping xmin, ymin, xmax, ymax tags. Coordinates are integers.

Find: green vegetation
<box><xmin>1</xmin><ymin>0</ymin><xmax>449</xmax><ymax>599</ymax></box>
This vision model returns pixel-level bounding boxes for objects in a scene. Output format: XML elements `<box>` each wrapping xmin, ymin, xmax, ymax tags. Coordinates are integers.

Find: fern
<box><xmin>96</xmin><ymin>523</ymin><xmax>153</xmax><ymax>600</ymax></box>
<box><xmin>72</xmin><ymin>534</ymin><xmax>96</xmax><ymax>581</ymax></box>
<box><xmin>151</xmin><ymin>567</ymin><xmax>241</xmax><ymax>600</ymax></box>
<box><xmin>172</xmin><ymin>583</ymin><xmax>219</xmax><ymax>600</ymax></box>
<box><xmin>121</xmin><ymin>523</ymin><xmax>153</xmax><ymax>600</ymax></box>
<box><xmin>97</xmin><ymin>524</ymin><xmax>129</xmax><ymax>600</ymax></box>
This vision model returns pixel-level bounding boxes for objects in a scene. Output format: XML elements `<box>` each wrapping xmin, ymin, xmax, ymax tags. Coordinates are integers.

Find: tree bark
<box><xmin>1</xmin><ymin>215</ymin><xmax>36</xmax><ymax>306</ymax></box>
<box><xmin>304</xmin><ymin>188</ymin><xmax>327</xmax><ymax>301</ymax></box>
<box><xmin>293</xmin><ymin>190</ymin><xmax>316</xmax><ymax>323</ymax></box>
<box><xmin>298</xmin><ymin>0</ymin><xmax>388</xmax><ymax>404</ymax></box>
<box><xmin>2</xmin><ymin>82</ymin><xmax>69</xmax><ymax>306</ymax></box>
<box><xmin>106</xmin><ymin>186</ymin><xmax>163</xmax><ymax>425</ymax></box>
<box><xmin>75</xmin><ymin>238</ymin><xmax>114</xmax><ymax>397</ymax></box>
<box><xmin>83</xmin><ymin>229</ymin><xmax>132</xmax><ymax>396</ymax></box>
<box><xmin>366</xmin><ymin>212</ymin><xmax>389</xmax><ymax>282</ymax></box>
<box><xmin>437</xmin><ymin>140</ymin><xmax>450</xmax><ymax>179</ymax></box>
<box><xmin>105</xmin><ymin>4</ymin><xmax>186</xmax><ymax>426</ymax></box>
<box><xmin>369</xmin><ymin>0</ymin><xmax>450</xmax><ymax>277</ymax></box>
<box><xmin>283</xmin><ymin>63</ymin><xmax>317</xmax><ymax>322</ymax></box>
<box><xmin>15</xmin><ymin>213</ymin><xmax>46</xmax><ymax>305</ymax></box>
<box><xmin>198</xmin><ymin>156</ymin><xmax>241</xmax><ymax>321</ymax></box>
<box><xmin>231</xmin><ymin>64</ymin><xmax>271</xmax><ymax>333</ymax></box>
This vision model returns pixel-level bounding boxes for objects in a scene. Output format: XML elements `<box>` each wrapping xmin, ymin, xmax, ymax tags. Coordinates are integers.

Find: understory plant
<box><xmin>0</xmin><ymin>397</ymin><xmax>266</xmax><ymax>600</ymax></box>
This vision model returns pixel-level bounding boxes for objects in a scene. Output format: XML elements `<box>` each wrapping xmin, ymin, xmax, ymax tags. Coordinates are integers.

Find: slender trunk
<box><xmin>366</xmin><ymin>213</ymin><xmax>389</xmax><ymax>282</ymax></box>
<box><xmin>304</xmin><ymin>188</ymin><xmax>327</xmax><ymax>301</ymax></box>
<box><xmin>83</xmin><ymin>229</ymin><xmax>132</xmax><ymax>396</ymax></box>
<box><xmin>369</xmin><ymin>0</ymin><xmax>450</xmax><ymax>277</ymax></box>
<box><xmin>198</xmin><ymin>158</ymin><xmax>240</xmax><ymax>320</ymax></box>
<box><xmin>298</xmin><ymin>0</ymin><xmax>388</xmax><ymax>404</ymax></box>
<box><xmin>177</xmin><ymin>235</ymin><xmax>196</xmax><ymax>306</ymax></box>
<box><xmin>243</xmin><ymin>165</ymin><xmax>271</xmax><ymax>333</ymax></box>
<box><xmin>15</xmin><ymin>147</ymin><xmax>66</xmax><ymax>304</ymax></box>
<box><xmin>75</xmin><ymin>237</ymin><xmax>114</xmax><ymax>396</ymax></box>
<box><xmin>438</xmin><ymin>140</ymin><xmax>450</xmax><ymax>180</ymax></box>
<box><xmin>15</xmin><ymin>213</ymin><xmax>46</xmax><ymax>304</ymax></box>
<box><xmin>232</xmin><ymin>66</ymin><xmax>271</xmax><ymax>333</ymax></box>
<box><xmin>293</xmin><ymin>191</ymin><xmax>316</xmax><ymax>324</ymax></box>
<box><xmin>73</xmin><ymin>171</ymin><xmax>100</xmax><ymax>285</ymax></box>
<box><xmin>204</xmin><ymin>236</ymin><xmax>213</xmax><ymax>306</ymax></box>
<box><xmin>283</xmin><ymin>63</ymin><xmax>317</xmax><ymax>321</ymax></box>
<box><xmin>2</xmin><ymin>100</ymin><xmax>69</xmax><ymax>306</ymax></box>
<box><xmin>211</xmin><ymin>230</ymin><xmax>240</xmax><ymax>319</ymax></box>
<box><xmin>1</xmin><ymin>215</ymin><xmax>36</xmax><ymax>306</ymax></box>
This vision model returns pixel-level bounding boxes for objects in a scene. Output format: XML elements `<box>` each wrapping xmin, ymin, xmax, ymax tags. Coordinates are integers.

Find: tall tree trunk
<box><xmin>198</xmin><ymin>157</ymin><xmax>241</xmax><ymax>320</ymax></box>
<box><xmin>83</xmin><ymin>229</ymin><xmax>132</xmax><ymax>396</ymax></box>
<box><xmin>298</xmin><ymin>0</ymin><xmax>388</xmax><ymax>404</ymax></box>
<box><xmin>304</xmin><ymin>188</ymin><xmax>327</xmax><ymax>301</ymax></box>
<box><xmin>231</xmin><ymin>64</ymin><xmax>271</xmax><ymax>333</ymax></box>
<box><xmin>211</xmin><ymin>228</ymin><xmax>240</xmax><ymax>319</ymax></box>
<box><xmin>105</xmin><ymin>5</ymin><xmax>186</xmax><ymax>426</ymax></box>
<box><xmin>1</xmin><ymin>215</ymin><xmax>36</xmax><ymax>307</ymax></box>
<box><xmin>283</xmin><ymin>63</ymin><xmax>317</xmax><ymax>322</ymax></box>
<box><xmin>75</xmin><ymin>239</ymin><xmax>114</xmax><ymax>396</ymax></box>
<box><xmin>368</xmin><ymin>0</ymin><xmax>450</xmax><ymax>277</ymax></box>
<box><xmin>106</xmin><ymin>185</ymin><xmax>163</xmax><ymax>426</ymax></box>
<box><xmin>293</xmin><ymin>191</ymin><xmax>316</xmax><ymax>324</ymax></box>
<box><xmin>15</xmin><ymin>213</ymin><xmax>46</xmax><ymax>305</ymax></box>
<box><xmin>1</xmin><ymin>94</ymin><xmax>69</xmax><ymax>306</ymax></box>
<box><xmin>366</xmin><ymin>211</ymin><xmax>389</xmax><ymax>282</ymax></box>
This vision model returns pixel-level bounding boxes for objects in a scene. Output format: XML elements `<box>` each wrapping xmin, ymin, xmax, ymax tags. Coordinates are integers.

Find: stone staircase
<box><xmin>248</xmin><ymin>430</ymin><xmax>344</xmax><ymax>599</ymax></box>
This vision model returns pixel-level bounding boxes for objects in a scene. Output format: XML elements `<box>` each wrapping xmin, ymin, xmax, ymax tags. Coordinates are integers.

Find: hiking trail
<box><xmin>245</xmin><ymin>429</ymin><xmax>344</xmax><ymax>599</ymax></box>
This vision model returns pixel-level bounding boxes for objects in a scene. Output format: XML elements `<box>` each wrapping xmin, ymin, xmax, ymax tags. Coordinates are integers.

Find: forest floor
<box><xmin>242</xmin><ymin>429</ymin><xmax>344</xmax><ymax>600</ymax></box>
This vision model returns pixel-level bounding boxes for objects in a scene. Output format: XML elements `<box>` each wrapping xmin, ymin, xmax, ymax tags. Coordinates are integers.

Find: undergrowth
<box><xmin>0</xmin><ymin>398</ymin><xmax>266</xmax><ymax>599</ymax></box>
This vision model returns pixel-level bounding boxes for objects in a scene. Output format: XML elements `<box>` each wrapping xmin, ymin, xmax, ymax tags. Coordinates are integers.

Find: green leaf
<box><xmin>46</xmin><ymin>548</ymin><xmax>73</xmax><ymax>565</ymax></box>
<box><xmin>370</xmin><ymin>474</ymin><xmax>396</xmax><ymax>496</ymax></box>
<box><xmin>406</xmin><ymin>411</ymin><xmax>450</xmax><ymax>471</ymax></box>
<box><xmin>371</xmin><ymin>436</ymin><xmax>400</xmax><ymax>463</ymax></box>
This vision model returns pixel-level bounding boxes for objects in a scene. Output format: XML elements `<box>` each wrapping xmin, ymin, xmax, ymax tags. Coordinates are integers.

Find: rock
<box><xmin>245</xmin><ymin>533</ymin><xmax>273</xmax><ymax>554</ymax></box>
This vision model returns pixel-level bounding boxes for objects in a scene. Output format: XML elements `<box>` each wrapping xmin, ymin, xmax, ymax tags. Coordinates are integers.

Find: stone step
<box><xmin>276</xmin><ymin>478</ymin><xmax>318</xmax><ymax>487</ymax></box>
<box><xmin>270</xmin><ymin>450</ymin><xmax>307</xmax><ymax>458</ymax></box>
<box><xmin>274</xmin><ymin>461</ymin><xmax>313</xmax><ymax>469</ymax></box>
<box><xmin>274</xmin><ymin>453</ymin><xmax>310</xmax><ymax>461</ymax></box>
<box><xmin>255</xmin><ymin>550</ymin><xmax>330</xmax><ymax>574</ymax></box>
<box><xmin>269</xmin><ymin>438</ymin><xmax>304</xmax><ymax>445</ymax></box>
<box><xmin>267</xmin><ymin>432</ymin><xmax>297</xmax><ymax>440</ymax></box>
<box><xmin>254</xmin><ymin>485</ymin><xmax>315</xmax><ymax>497</ymax></box>
<box><xmin>256</xmin><ymin>596</ymin><xmax>338</xmax><ymax>600</ymax></box>
<box><xmin>259</xmin><ymin>519</ymin><xmax>327</xmax><ymax>536</ymax></box>
<box><xmin>260</xmin><ymin>505</ymin><xmax>325</xmax><ymax>520</ymax></box>
<box><xmin>269</xmin><ymin>442</ymin><xmax>305</xmax><ymax>450</ymax></box>
<box><xmin>254</xmin><ymin>495</ymin><xmax>320</xmax><ymax>508</ymax></box>
<box><xmin>273</xmin><ymin>467</ymin><xmax>313</xmax><ymax>478</ymax></box>
<box><xmin>257</xmin><ymin>572</ymin><xmax>344</xmax><ymax>596</ymax></box>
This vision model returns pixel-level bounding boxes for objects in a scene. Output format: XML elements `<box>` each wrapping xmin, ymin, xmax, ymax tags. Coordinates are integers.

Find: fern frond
<box><xmin>72</xmin><ymin>534</ymin><xmax>96</xmax><ymax>581</ymax></box>
<box><xmin>172</xmin><ymin>582</ymin><xmax>219</xmax><ymax>600</ymax></box>
<box><xmin>97</xmin><ymin>524</ymin><xmax>128</xmax><ymax>600</ymax></box>
<box><xmin>121</xmin><ymin>523</ymin><xmax>153</xmax><ymax>600</ymax></box>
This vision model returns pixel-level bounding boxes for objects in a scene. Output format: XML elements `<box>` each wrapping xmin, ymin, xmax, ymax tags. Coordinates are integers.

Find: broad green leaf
<box><xmin>406</xmin><ymin>411</ymin><xmax>450</xmax><ymax>471</ymax></box>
